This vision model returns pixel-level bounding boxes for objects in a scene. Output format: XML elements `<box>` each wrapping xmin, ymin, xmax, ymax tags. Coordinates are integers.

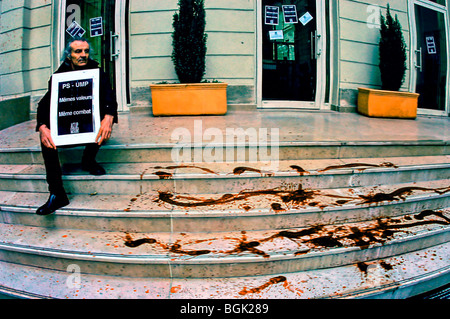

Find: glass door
<box><xmin>259</xmin><ymin>0</ymin><xmax>326</xmax><ymax>109</ymax></box>
<box><xmin>412</xmin><ymin>1</ymin><xmax>449</xmax><ymax>115</ymax></box>
<box><xmin>61</xmin><ymin>0</ymin><xmax>128</xmax><ymax>111</ymax></box>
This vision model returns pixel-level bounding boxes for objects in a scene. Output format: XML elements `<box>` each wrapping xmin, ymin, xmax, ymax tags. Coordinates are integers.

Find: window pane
<box><xmin>428</xmin><ymin>0</ymin><xmax>446</xmax><ymax>6</ymax></box>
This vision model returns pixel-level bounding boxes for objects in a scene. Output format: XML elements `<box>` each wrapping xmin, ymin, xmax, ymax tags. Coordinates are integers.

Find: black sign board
<box><xmin>66</xmin><ymin>21</ymin><xmax>86</xmax><ymax>38</ymax></box>
<box><xmin>90</xmin><ymin>17</ymin><xmax>103</xmax><ymax>37</ymax></box>
<box><xmin>265</xmin><ymin>6</ymin><xmax>279</xmax><ymax>25</ymax></box>
<box><xmin>50</xmin><ymin>69</ymin><xmax>100</xmax><ymax>146</ymax></box>
<box><xmin>57</xmin><ymin>78</ymin><xmax>94</xmax><ymax>136</ymax></box>
<box><xmin>282</xmin><ymin>5</ymin><xmax>298</xmax><ymax>24</ymax></box>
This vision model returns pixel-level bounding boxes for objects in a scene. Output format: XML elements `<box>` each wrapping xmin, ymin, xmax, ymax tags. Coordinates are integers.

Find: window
<box><xmin>428</xmin><ymin>0</ymin><xmax>446</xmax><ymax>6</ymax></box>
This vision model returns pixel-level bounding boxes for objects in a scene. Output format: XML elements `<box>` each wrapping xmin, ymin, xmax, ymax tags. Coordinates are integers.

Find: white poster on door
<box><xmin>299</xmin><ymin>12</ymin><xmax>313</xmax><ymax>26</ymax></box>
<box><xmin>269</xmin><ymin>30</ymin><xmax>284</xmax><ymax>40</ymax></box>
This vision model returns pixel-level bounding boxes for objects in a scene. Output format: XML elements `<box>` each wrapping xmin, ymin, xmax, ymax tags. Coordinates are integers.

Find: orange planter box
<box><xmin>150</xmin><ymin>83</ymin><xmax>228</xmax><ymax>116</ymax></box>
<box><xmin>357</xmin><ymin>88</ymin><xmax>419</xmax><ymax>119</ymax></box>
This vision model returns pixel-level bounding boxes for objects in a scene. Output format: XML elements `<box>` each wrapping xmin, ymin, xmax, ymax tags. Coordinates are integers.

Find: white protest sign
<box><xmin>50</xmin><ymin>69</ymin><xmax>100</xmax><ymax>146</ymax></box>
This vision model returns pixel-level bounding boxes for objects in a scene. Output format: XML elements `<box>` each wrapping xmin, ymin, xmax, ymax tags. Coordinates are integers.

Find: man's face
<box><xmin>69</xmin><ymin>41</ymin><xmax>90</xmax><ymax>68</ymax></box>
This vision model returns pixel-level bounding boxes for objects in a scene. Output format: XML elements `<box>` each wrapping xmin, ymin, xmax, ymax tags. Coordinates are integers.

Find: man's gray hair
<box><xmin>61</xmin><ymin>37</ymin><xmax>94</xmax><ymax>62</ymax></box>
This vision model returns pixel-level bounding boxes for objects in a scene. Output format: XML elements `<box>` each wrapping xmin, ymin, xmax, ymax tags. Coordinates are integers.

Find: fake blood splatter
<box><xmin>123</xmin><ymin>210</ymin><xmax>450</xmax><ymax>260</ymax></box>
<box><xmin>239</xmin><ymin>276</ymin><xmax>287</xmax><ymax>295</ymax></box>
<box><xmin>153</xmin><ymin>171</ymin><xmax>173</xmax><ymax>179</ymax></box>
<box><xmin>169</xmin><ymin>242</ymin><xmax>211</xmax><ymax>256</ymax></box>
<box><xmin>319</xmin><ymin>162</ymin><xmax>398</xmax><ymax>172</ymax></box>
<box><xmin>124</xmin><ymin>234</ymin><xmax>211</xmax><ymax>256</ymax></box>
<box><xmin>232</xmin><ymin>166</ymin><xmax>274</xmax><ymax>177</ymax></box>
<box><xmin>358</xmin><ymin>186</ymin><xmax>450</xmax><ymax>204</ymax></box>
<box><xmin>124</xmin><ymin>233</ymin><xmax>157</xmax><ymax>247</ymax></box>
<box><xmin>233</xmin><ymin>166</ymin><xmax>263</xmax><ymax>175</ymax></box>
<box><xmin>222</xmin><ymin>232</ymin><xmax>270</xmax><ymax>258</ymax></box>
<box><xmin>154</xmin><ymin>165</ymin><xmax>218</xmax><ymax>175</ymax></box>
<box><xmin>157</xmin><ymin>185</ymin><xmax>316</xmax><ymax>208</ymax></box>
<box><xmin>290</xmin><ymin>165</ymin><xmax>308</xmax><ymax>175</ymax></box>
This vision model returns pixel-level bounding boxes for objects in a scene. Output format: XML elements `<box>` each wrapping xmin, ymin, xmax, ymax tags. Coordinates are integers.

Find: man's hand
<box><xmin>96</xmin><ymin>115</ymin><xmax>114</xmax><ymax>145</ymax></box>
<box><xmin>39</xmin><ymin>125</ymin><xmax>56</xmax><ymax>149</ymax></box>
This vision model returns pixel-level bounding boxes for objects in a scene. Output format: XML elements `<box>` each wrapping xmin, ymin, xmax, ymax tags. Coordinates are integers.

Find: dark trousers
<box><xmin>41</xmin><ymin>143</ymin><xmax>100</xmax><ymax>195</ymax></box>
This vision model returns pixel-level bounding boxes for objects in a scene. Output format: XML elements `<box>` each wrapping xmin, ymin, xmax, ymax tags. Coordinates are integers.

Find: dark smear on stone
<box><xmin>158</xmin><ymin>185</ymin><xmax>316</xmax><ymax>208</ymax></box>
<box><xmin>359</xmin><ymin>186</ymin><xmax>450</xmax><ymax>204</ymax></box>
<box><xmin>239</xmin><ymin>276</ymin><xmax>287</xmax><ymax>295</ymax></box>
<box><xmin>124</xmin><ymin>234</ymin><xmax>157</xmax><ymax>247</ymax></box>
<box><xmin>319</xmin><ymin>162</ymin><xmax>398</xmax><ymax>172</ymax></box>
<box><xmin>233</xmin><ymin>166</ymin><xmax>273</xmax><ymax>176</ymax></box>
<box><xmin>153</xmin><ymin>171</ymin><xmax>173</xmax><ymax>179</ymax></box>
<box><xmin>290</xmin><ymin>165</ymin><xmax>308</xmax><ymax>175</ymax></box>
<box><xmin>154</xmin><ymin>165</ymin><xmax>218</xmax><ymax>175</ymax></box>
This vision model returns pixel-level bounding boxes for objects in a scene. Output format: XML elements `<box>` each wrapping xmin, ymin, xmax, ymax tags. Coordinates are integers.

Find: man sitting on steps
<box><xmin>35</xmin><ymin>37</ymin><xmax>118</xmax><ymax>216</ymax></box>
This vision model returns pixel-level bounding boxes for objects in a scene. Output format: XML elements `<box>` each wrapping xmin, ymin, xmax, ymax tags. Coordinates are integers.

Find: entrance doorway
<box><xmin>411</xmin><ymin>1</ymin><xmax>449</xmax><ymax>115</ymax></box>
<box><xmin>258</xmin><ymin>0</ymin><xmax>326</xmax><ymax>109</ymax></box>
<box><xmin>59</xmin><ymin>0</ymin><xmax>129</xmax><ymax>111</ymax></box>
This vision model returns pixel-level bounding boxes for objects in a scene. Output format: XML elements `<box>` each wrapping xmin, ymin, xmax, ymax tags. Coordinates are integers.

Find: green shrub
<box><xmin>379</xmin><ymin>4</ymin><xmax>407</xmax><ymax>91</ymax></box>
<box><xmin>172</xmin><ymin>0</ymin><xmax>207</xmax><ymax>83</ymax></box>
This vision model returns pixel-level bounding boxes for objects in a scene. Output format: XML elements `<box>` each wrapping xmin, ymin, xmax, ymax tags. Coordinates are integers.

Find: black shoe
<box><xmin>82</xmin><ymin>161</ymin><xmax>106</xmax><ymax>176</ymax></box>
<box><xmin>36</xmin><ymin>193</ymin><xmax>70</xmax><ymax>216</ymax></box>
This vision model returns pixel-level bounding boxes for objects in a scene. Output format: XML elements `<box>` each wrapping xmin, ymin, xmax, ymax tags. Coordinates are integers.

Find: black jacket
<box><xmin>36</xmin><ymin>58</ymin><xmax>118</xmax><ymax>131</ymax></box>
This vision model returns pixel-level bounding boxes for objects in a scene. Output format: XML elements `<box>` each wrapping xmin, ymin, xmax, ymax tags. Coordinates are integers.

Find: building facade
<box><xmin>1</xmin><ymin>0</ymin><xmax>449</xmax><ymax>129</ymax></box>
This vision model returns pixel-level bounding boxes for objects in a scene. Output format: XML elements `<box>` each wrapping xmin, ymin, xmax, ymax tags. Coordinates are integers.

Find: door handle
<box><xmin>415</xmin><ymin>48</ymin><xmax>423</xmax><ymax>72</ymax></box>
<box><xmin>110</xmin><ymin>31</ymin><xmax>120</xmax><ymax>61</ymax></box>
<box><xmin>311</xmin><ymin>31</ymin><xmax>322</xmax><ymax>60</ymax></box>
<box><xmin>315</xmin><ymin>32</ymin><xmax>322</xmax><ymax>57</ymax></box>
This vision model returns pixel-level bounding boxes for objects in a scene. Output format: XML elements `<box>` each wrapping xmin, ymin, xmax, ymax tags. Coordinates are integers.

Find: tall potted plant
<box><xmin>150</xmin><ymin>0</ymin><xmax>227</xmax><ymax>116</ymax></box>
<box><xmin>358</xmin><ymin>4</ymin><xmax>419</xmax><ymax>119</ymax></box>
<box><xmin>172</xmin><ymin>0</ymin><xmax>207</xmax><ymax>84</ymax></box>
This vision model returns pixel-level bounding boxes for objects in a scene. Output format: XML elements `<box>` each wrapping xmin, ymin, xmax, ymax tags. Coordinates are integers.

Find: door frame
<box><xmin>114</xmin><ymin>0</ymin><xmax>128</xmax><ymax>111</ymax></box>
<box><xmin>256</xmin><ymin>0</ymin><xmax>327</xmax><ymax>109</ymax></box>
<box><xmin>409</xmin><ymin>0</ymin><xmax>450</xmax><ymax>116</ymax></box>
<box><xmin>56</xmin><ymin>0</ymin><xmax>128</xmax><ymax>112</ymax></box>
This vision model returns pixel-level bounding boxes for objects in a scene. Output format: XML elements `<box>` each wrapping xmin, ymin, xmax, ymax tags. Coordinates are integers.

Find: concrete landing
<box><xmin>0</xmin><ymin>110</ymin><xmax>448</xmax><ymax>150</ymax></box>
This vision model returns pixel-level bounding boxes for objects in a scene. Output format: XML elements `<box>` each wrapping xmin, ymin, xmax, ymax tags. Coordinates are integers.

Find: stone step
<box><xmin>0</xmin><ymin>115</ymin><xmax>448</xmax><ymax>299</ymax></box>
<box><xmin>0</xmin><ymin>208</ymin><xmax>448</xmax><ymax>281</ymax></box>
<box><xmin>0</xmin><ymin>140</ymin><xmax>448</xmax><ymax>165</ymax></box>
<box><xmin>0</xmin><ymin>241</ymin><xmax>448</xmax><ymax>299</ymax></box>
<box><xmin>0</xmin><ymin>155</ymin><xmax>448</xmax><ymax>195</ymax></box>
<box><xmin>1</xmin><ymin>180</ymin><xmax>449</xmax><ymax>232</ymax></box>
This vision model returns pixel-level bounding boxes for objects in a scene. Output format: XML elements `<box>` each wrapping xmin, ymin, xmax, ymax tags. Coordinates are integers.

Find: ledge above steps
<box><xmin>0</xmin><ymin>140</ymin><xmax>448</xmax><ymax>165</ymax></box>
